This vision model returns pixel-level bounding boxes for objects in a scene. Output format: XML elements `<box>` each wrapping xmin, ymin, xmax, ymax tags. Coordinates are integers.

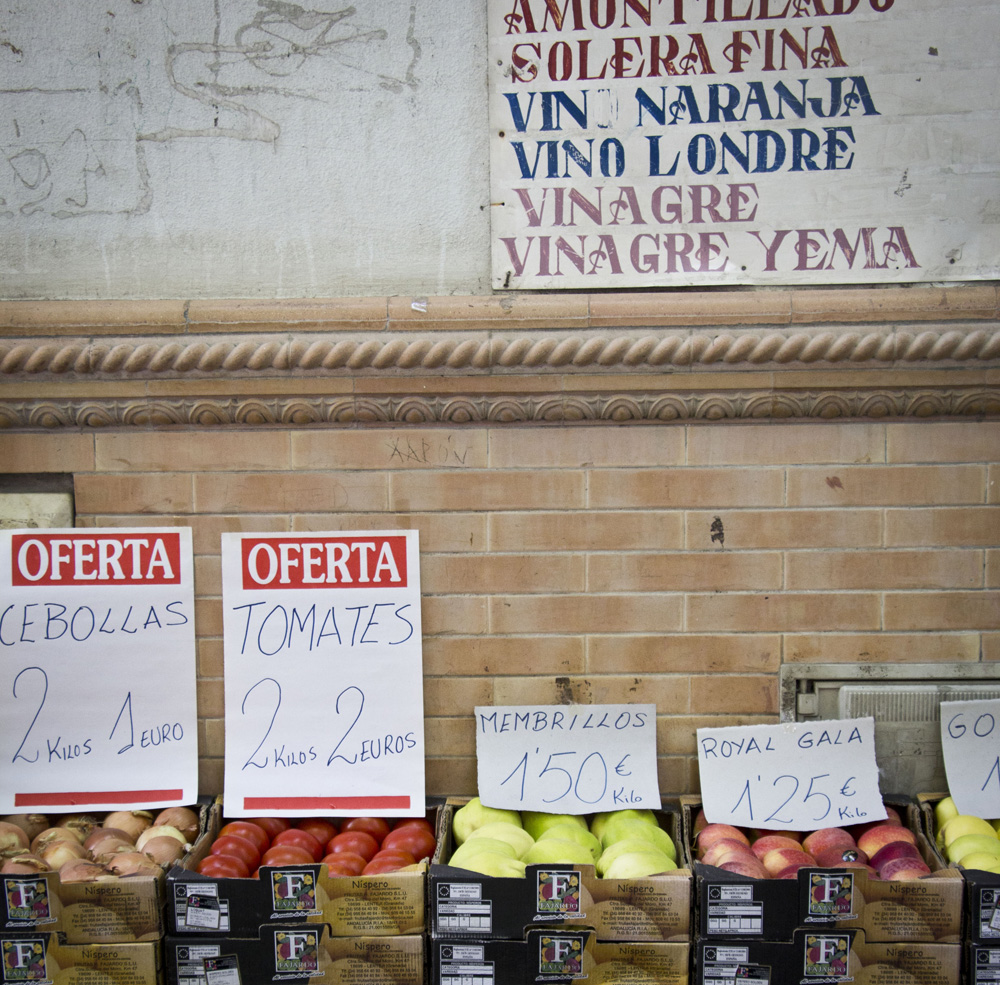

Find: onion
<box><xmin>0</xmin><ymin>821</ymin><xmax>30</xmax><ymax>853</ymax></box>
<box><xmin>2</xmin><ymin>814</ymin><xmax>49</xmax><ymax>841</ymax></box>
<box><xmin>100</xmin><ymin>851</ymin><xmax>162</xmax><ymax>877</ymax></box>
<box><xmin>137</xmin><ymin>836</ymin><xmax>185</xmax><ymax>866</ymax></box>
<box><xmin>85</xmin><ymin>830</ymin><xmax>134</xmax><ymax>856</ymax></box>
<box><xmin>58</xmin><ymin>814</ymin><xmax>100</xmax><ymax>840</ymax></box>
<box><xmin>0</xmin><ymin>851</ymin><xmax>48</xmax><ymax>874</ymax></box>
<box><xmin>136</xmin><ymin>825</ymin><xmax>188</xmax><ymax>852</ymax></box>
<box><xmin>153</xmin><ymin>807</ymin><xmax>200</xmax><ymax>843</ymax></box>
<box><xmin>40</xmin><ymin>839</ymin><xmax>88</xmax><ymax>870</ymax></box>
<box><xmin>102</xmin><ymin>811</ymin><xmax>153</xmax><ymax>842</ymax></box>
<box><xmin>32</xmin><ymin>826</ymin><xmax>82</xmax><ymax>852</ymax></box>
<box><xmin>58</xmin><ymin>859</ymin><xmax>112</xmax><ymax>883</ymax></box>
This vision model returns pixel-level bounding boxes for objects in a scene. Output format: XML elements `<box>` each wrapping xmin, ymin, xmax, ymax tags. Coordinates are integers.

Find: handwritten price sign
<box><xmin>475</xmin><ymin>704</ymin><xmax>660</xmax><ymax>814</ymax></box>
<box><xmin>221</xmin><ymin>531</ymin><xmax>425</xmax><ymax>818</ymax></box>
<box><xmin>0</xmin><ymin>528</ymin><xmax>198</xmax><ymax>813</ymax></box>
<box><xmin>940</xmin><ymin>699</ymin><xmax>1000</xmax><ymax>817</ymax></box>
<box><xmin>696</xmin><ymin>718</ymin><xmax>886</xmax><ymax>831</ymax></box>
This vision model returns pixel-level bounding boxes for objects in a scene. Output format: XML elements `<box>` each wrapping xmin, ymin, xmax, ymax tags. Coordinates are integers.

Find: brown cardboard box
<box><xmin>1</xmin><ymin>933</ymin><xmax>162</xmax><ymax>985</ymax></box>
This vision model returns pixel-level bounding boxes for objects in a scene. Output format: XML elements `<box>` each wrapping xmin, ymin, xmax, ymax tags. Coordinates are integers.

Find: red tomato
<box><xmin>219</xmin><ymin>821</ymin><xmax>270</xmax><ymax>854</ymax></box>
<box><xmin>271</xmin><ymin>828</ymin><xmax>324</xmax><ymax>861</ymax></box>
<box><xmin>210</xmin><ymin>834</ymin><xmax>262</xmax><ymax>870</ymax></box>
<box><xmin>198</xmin><ymin>854</ymin><xmax>250</xmax><ymax>878</ymax></box>
<box><xmin>362</xmin><ymin>848</ymin><xmax>416</xmax><ymax>874</ymax></box>
<box><xmin>261</xmin><ymin>844</ymin><xmax>315</xmax><ymax>867</ymax></box>
<box><xmin>392</xmin><ymin>817</ymin><xmax>434</xmax><ymax>835</ymax></box>
<box><xmin>296</xmin><ymin>818</ymin><xmax>338</xmax><ymax>846</ymax></box>
<box><xmin>327</xmin><ymin>830</ymin><xmax>379</xmax><ymax>862</ymax></box>
<box><xmin>321</xmin><ymin>852</ymin><xmax>366</xmax><ymax>876</ymax></box>
<box><xmin>247</xmin><ymin>817</ymin><xmax>290</xmax><ymax>841</ymax></box>
<box><xmin>342</xmin><ymin>817</ymin><xmax>391</xmax><ymax>844</ymax></box>
<box><xmin>381</xmin><ymin>825</ymin><xmax>436</xmax><ymax>861</ymax></box>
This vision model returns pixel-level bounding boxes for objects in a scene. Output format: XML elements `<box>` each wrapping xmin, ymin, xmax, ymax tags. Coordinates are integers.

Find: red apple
<box><xmin>857</xmin><ymin>823</ymin><xmax>915</xmax><ymax>859</ymax></box>
<box><xmin>703</xmin><ymin>838</ymin><xmax>757</xmax><ymax>868</ymax></box>
<box><xmin>696</xmin><ymin>823</ymin><xmax>750</xmax><ymax>857</ymax></box>
<box><xmin>813</xmin><ymin>845</ymin><xmax>869</xmax><ymax>868</ymax></box>
<box><xmin>849</xmin><ymin>806</ymin><xmax>902</xmax><ymax>840</ymax></box>
<box><xmin>802</xmin><ymin>827</ymin><xmax>856</xmax><ymax>859</ymax></box>
<box><xmin>878</xmin><ymin>855</ymin><xmax>931</xmax><ymax>881</ymax></box>
<box><xmin>750</xmin><ymin>834</ymin><xmax>802</xmax><ymax>860</ymax></box>
<box><xmin>751</xmin><ymin>828</ymin><xmax>801</xmax><ymax>842</ymax></box>
<box><xmin>869</xmin><ymin>840</ymin><xmax>922</xmax><ymax>871</ymax></box>
<box><xmin>775</xmin><ymin>862</ymin><xmax>812</xmax><ymax>879</ymax></box>
<box><xmin>761</xmin><ymin>847</ymin><xmax>816</xmax><ymax>876</ymax></box>
<box><xmin>692</xmin><ymin>809</ymin><xmax>709</xmax><ymax>836</ymax></box>
<box><xmin>719</xmin><ymin>856</ymin><xmax>770</xmax><ymax>879</ymax></box>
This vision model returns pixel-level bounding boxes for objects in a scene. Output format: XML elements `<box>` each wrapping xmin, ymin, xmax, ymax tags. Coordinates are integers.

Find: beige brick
<box><xmin>194</xmin><ymin>472</ymin><xmax>389</xmax><ymax>513</ymax></box>
<box><xmin>589</xmin><ymin>468</ymin><xmax>784</xmax><ymax>509</ymax></box>
<box><xmin>426</xmin><ymin>757</ymin><xmax>477</xmax><ymax>798</ymax></box>
<box><xmin>786</xmin><ymin>549</ymin><xmax>983</xmax><ymax>590</ymax></box>
<box><xmin>687</xmin><ymin>593</ymin><xmax>880</xmax><ymax>632</ymax></box>
<box><xmin>198</xmin><ymin>759</ymin><xmax>224</xmax><ymax>799</ymax></box>
<box><xmin>190</xmin><ymin>514</ymin><xmax>289</xmax><ymax>554</ymax></box>
<box><xmin>588</xmin><ymin>635</ymin><xmax>780</xmax><ymax>674</ymax></box>
<box><xmin>194</xmin><ymin>598</ymin><xmax>223</xmax><ymax>637</ymax></box>
<box><xmin>491</xmin><ymin>511</ymin><xmax>683</xmax><ymax>551</ymax></box>
<box><xmin>984</xmin><ymin>633</ymin><xmax>1000</xmax><ymax>662</ymax></box>
<box><xmin>422</xmin><ymin>596</ymin><xmax>489</xmax><ymax>636</ymax></box>
<box><xmin>187</xmin><ymin>297</ymin><xmax>387</xmax><ymax>333</ymax></box>
<box><xmin>75</xmin><ymin>473</ymin><xmax>193</xmax><ymax>514</ymax></box>
<box><xmin>989</xmin><ymin>550</ymin><xmax>1000</xmax><ymax>588</ymax></box>
<box><xmin>296</xmin><ymin>512</ymin><xmax>487</xmax><ymax>552</ymax></box>
<box><xmin>886</xmin><ymin>507</ymin><xmax>1000</xmax><ymax>546</ymax></box>
<box><xmin>196</xmin><ymin>679</ymin><xmax>224</xmax><ymax>717</ymax></box>
<box><xmin>660</xmin><ymin>756</ymin><xmax>700</xmax><ymax>796</ymax></box>
<box><xmin>194</xmin><ymin>555</ymin><xmax>222</xmax><ymax>596</ymax></box>
<box><xmin>422</xmin><ymin>553</ymin><xmax>585</xmax><ymax>594</ymax></box>
<box><xmin>489</xmin><ymin>427</ymin><xmax>685</xmax><ymax>468</ymax></box>
<box><xmin>685</xmin><ymin>509</ymin><xmax>882</xmax><ymax>549</ymax></box>
<box><xmin>492</xmin><ymin>675</ymin><xmax>690</xmax><ymax>714</ymax></box>
<box><xmin>659</xmin><ymin>715</ymin><xmax>776</xmax><ymax>755</ymax></box>
<box><xmin>491</xmin><ymin>594</ymin><xmax>683</xmax><ymax>634</ymax></box>
<box><xmin>424</xmin><ymin>717</ymin><xmax>476</xmax><ymax>757</ymax></box>
<box><xmin>690</xmin><ymin>675</ymin><xmax>778</xmax><ymax>714</ymax></box>
<box><xmin>991</xmin><ymin>466</ymin><xmax>999</xmax><ymax>504</ymax></box>
<box><xmin>423</xmin><ymin>677</ymin><xmax>494</xmax><ymax>717</ymax></box>
<box><xmin>0</xmin><ymin>433</ymin><xmax>94</xmax><ymax>472</ymax></box>
<box><xmin>391</xmin><ymin>471</ymin><xmax>584</xmax><ymax>512</ymax></box>
<box><xmin>198</xmin><ymin>638</ymin><xmax>224</xmax><ymax>678</ymax></box>
<box><xmin>787</xmin><ymin>465</ymin><xmax>985</xmax><ymax>506</ymax></box>
<box><xmin>292</xmin><ymin>430</ymin><xmax>488</xmax><ymax>470</ymax></box>
<box><xmin>688</xmin><ymin>423</ymin><xmax>883</xmax><ymax>466</ymax></box>
<box><xmin>784</xmin><ymin>633</ymin><xmax>982</xmax><ymax>664</ymax></box>
<box><xmin>887</xmin><ymin>422</ymin><xmax>1000</xmax><ymax>464</ymax></box>
<box><xmin>423</xmin><ymin>636</ymin><xmax>585</xmax><ymax>676</ymax></box>
<box><xmin>95</xmin><ymin>432</ymin><xmax>290</xmax><ymax>472</ymax></box>
<box><xmin>590</xmin><ymin>290</ymin><xmax>793</xmax><ymax>327</ymax></box>
<box><xmin>202</xmin><ymin>718</ymin><xmax>226</xmax><ymax>757</ymax></box>
<box><xmin>589</xmin><ymin>551</ymin><xmax>781</xmax><ymax>592</ymax></box>
<box><xmin>884</xmin><ymin>591</ymin><xmax>1000</xmax><ymax>630</ymax></box>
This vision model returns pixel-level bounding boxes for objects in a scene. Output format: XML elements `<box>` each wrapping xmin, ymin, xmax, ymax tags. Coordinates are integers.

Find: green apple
<box><xmin>448</xmin><ymin>837</ymin><xmax>518</xmax><ymax>868</ymax></box>
<box><xmin>589</xmin><ymin>809</ymin><xmax>657</xmax><ymax>842</ymax></box>
<box><xmin>465</xmin><ymin>821</ymin><xmax>535</xmax><ymax>859</ymax></box>
<box><xmin>599</xmin><ymin>817</ymin><xmax>676</xmax><ymax>861</ymax></box>
<box><xmin>452</xmin><ymin>797</ymin><xmax>523</xmax><ymax>845</ymax></box>
<box><xmin>602</xmin><ymin>850</ymin><xmax>677</xmax><ymax>880</ymax></box>
<box><xmin>596</xmin><ymin>837</ymin><xmax>674</xmax><ymax>877</ymax></box>
<box><xmin>521</xmin><ymin>811</ymin><xmax>588</xmax><ymax>841</ymax></box>
<box><xmin>537</xmin><ymin>823</ymin><xmax>602</xmax><ymax>861</ymax></box>
<box><xmin>522</xmin><ymin>837</ymin><xmax>595</xmax><ymax>866</ymax></box>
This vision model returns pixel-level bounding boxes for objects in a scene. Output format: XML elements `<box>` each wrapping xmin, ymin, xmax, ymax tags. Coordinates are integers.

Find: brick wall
<box><xmin>3</xmin><ymin>420</ymin><xmax>997</xmax><ymax>800</ymax></box>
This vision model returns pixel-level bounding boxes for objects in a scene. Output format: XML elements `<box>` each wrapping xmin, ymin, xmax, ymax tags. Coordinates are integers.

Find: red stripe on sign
<box><xmin>15</xmin><ymin>789</ymin><xmax>183</xmax><ymax>806</ymax></box>
<box><xmin>243</xmin><ymin>796</ymin><xmax>411</xmax><ymax>810</ymax></box>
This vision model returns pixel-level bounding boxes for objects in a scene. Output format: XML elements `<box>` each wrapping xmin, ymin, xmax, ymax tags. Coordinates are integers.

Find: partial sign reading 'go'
<box><xmin>475</xmin><ymin>704</ymin><xmax>660</xmax><ymax>814</ymax></box>
<box><xmin>696</xmin><ymin>718</ymin><xmax>886</xmax><ymax>832</ymax></box>
<box><xmin>940</xmin><ymin>699</ymin><xmax>1000</xmax><ymax>818</ymax></box>
<box><xmin>0</xmin><ymin>528</ymin><xmax>199</xmax><ymax>813</ymax></box>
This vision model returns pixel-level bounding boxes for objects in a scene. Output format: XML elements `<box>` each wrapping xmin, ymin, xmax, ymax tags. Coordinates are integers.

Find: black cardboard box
<box><xmin>427</xmin><ymin>799</ymin><xmax>691</xmax><ymax>941</ymax></box>
<box><xmin>683</xmin><ymin>796</ymin><xmax>964</xmax><ymax>944</ymax></box>
<box><xmin>0</xmin><ymin>932</ymin><xmax>163</xmax><ymax>985</ymax></box>
<box><xmin>164</xmin><ymin>926</ymin><xmax>424</xmax><ymax>985</ymax></box>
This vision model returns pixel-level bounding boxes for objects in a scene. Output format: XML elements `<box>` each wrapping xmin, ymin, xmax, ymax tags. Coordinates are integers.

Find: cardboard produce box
<box><xmin>0</xmin><ymin>932</ymin><xmax>162</xmax><ymax>985</ymax></box>
<box><xmin>428</xmin><ymin>800</ymin><xmax>691</xmax><ymax>941</ymax></box>
<box><xmin>166</xmin><ymin>805</ymin><xmax>431</xmax><ymax>937</ymax></box>
<box><xmin>694</xmin><ymin>928</ymin><xmax>961</xmax><ymax>985</ymax></box>
<box><xmin>164</xmin><ymin>926</ymin><xmax>422</xmax><ymax>985</ymax></box>
<box><xmin>683</xmin><ymin>796</ymin><xmax>963</xmax><ymax>944</ymax></box>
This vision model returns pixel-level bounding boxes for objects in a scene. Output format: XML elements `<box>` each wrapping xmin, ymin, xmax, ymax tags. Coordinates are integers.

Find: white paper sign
<box><xmin>475</xmin><ymin>703</ymin><xmax>660</xmax><ymax>813</ymax></box>
<box><xmin>0</xmin><ymin>527</ymin><xmax>198</xmax><ymax>812</ymax></box>
<box><xmin>222</xmin><ymin>531</ymin><xmax>425</xmax><ymax>817</ymax></box>
<box><xmin>940</xmin><ymin>699</ymin><xmax>1000</xmax><ymax>818</ymax></box>
<box><xmin>696</xmin><ymin>718</ymin><xmax>885</xmax><ymax>831</ymax></box>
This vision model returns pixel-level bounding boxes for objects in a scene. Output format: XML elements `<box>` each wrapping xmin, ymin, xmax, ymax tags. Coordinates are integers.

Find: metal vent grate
<box><xmin>840</xmin><ymin>684</ymin><xmax>1000</xmax><ymax>722</ymax></box>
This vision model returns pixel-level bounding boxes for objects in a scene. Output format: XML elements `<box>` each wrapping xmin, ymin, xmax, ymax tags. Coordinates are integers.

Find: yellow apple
<box><xmin>521</xmin><ymin>811</ymin><xmax>588</xmax><ymax>841</ymax></box>
<box><xmin>522</xmin><ymin>838</ymin><xmax>595</xmax><ymax>866</ymax></box>
<box><xmin>597</xmin><ymin>838</ymin><xmax>674</xmax><ymax>877</ymax></box>
<box><xmin>536</xmin><ymin>823</ymin><xmax>602</xmax><ymax>861</ymax></box>
<box><xmin>941</xmin><ymin>814</ymin><xmax>997</xmax><ymax>848</ymax></box>
<box><xmin>448</xmin><ymin>837</ymin><xmax>517</xmax><ymax>868</ymax></box>
<box><xmin>602</xmin><ymin>850</ymin><xmax>677</xmax><ymax>879</ymax></box>
<box><xmin>958</xmin><ymin>851</ymin><xmax>1000</xmax><ymax>874</ymax></box>
<box><xmin>464</xmin><ymin>821</ymin><xmax>535</xmax><ymax>859</ymax></box>
<box><xmin>933</xmin><ymin>796</ymin><xmax>958</xmax><ymax>832</ymax></box>
<box><xmin>590</xmin><ymin>809</ymin><xmax>656</xmax><ymax>842</ymax></box>
<box><xmin>946</xmin><ymin>832</ymin><xmax>1000</xmax><ymax>866</ymax></box>
<box><xmin>599</xmin><ymin>817</ymin><xmax>677</xmax><ymax>861</ymax></box>
<box><xmin>452</xmin><ymin>797</ymin><xmax>522</xmax><ymax>845</ymax></box>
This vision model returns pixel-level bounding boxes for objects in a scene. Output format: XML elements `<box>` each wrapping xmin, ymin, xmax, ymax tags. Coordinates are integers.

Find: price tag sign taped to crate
<box><xmin>0</xmin><ymin>527</ymin><xmax>199</xmax><ymax>812</ymax></box>
<box><xmin>221</xmin><ymin>530</ymin><xmax>425</xmax><ymax>817</ymax></box>
<box><xmin>475</xmin><ymin>703</ymin><xmax>660</xmax><ymax>813</ymax></box>
<box><xmin>696</xmin><ymin>717</ymin><xmax>886</xmax><ymax>831</ymax></box>
<box><xmin>940</xmin><ymin>698</ymin><xmax>1000</xmax><ymax>817</ymax></box>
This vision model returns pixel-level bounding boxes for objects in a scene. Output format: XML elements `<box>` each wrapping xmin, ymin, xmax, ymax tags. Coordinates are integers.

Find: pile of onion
<box><xmin>0</xmin><ymin>807</ymin><xmax>199</xmax><ymax>882</ymax></box>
